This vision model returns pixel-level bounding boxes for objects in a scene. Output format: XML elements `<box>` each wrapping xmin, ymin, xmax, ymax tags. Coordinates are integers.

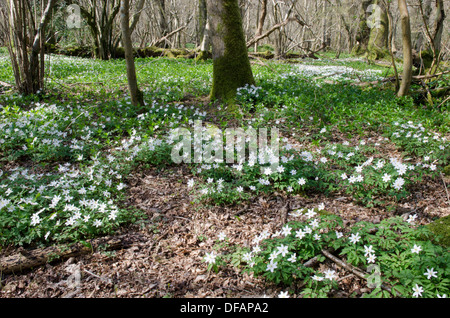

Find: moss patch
<box><xmin>426</xmin><ymin>215</ymin><xmax>450</xmax><ymax>247</ymax></box>
<box><xmin>249</xmin><ymin>50</ymin><xmax>275</xmax><ymax>60</ymax></box>
<box><xmin>51</xmin><ymin>45</ymin><xmax>93</xmax><ymax>58</ymax></box>
<box><xmin>196</xmin><ymin>50</ymin><xmax>212</xmax><ymax>61</ymax></box>
<box><xmin>318</xmin><ymin>210</ymin><xmax>334</xmax><ymax>217</ymax></box>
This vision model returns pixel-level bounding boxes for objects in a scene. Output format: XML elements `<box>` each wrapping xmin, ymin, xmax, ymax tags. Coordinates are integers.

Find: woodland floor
<box><xmin>0</xmin><ymin>161</ymin><xmax>448</xmax><ymax>298</ymax></box>
<box><xmin>0</xmin><ymin>55</ymin><xmax>448</xmax><ymax>299</ymax></box>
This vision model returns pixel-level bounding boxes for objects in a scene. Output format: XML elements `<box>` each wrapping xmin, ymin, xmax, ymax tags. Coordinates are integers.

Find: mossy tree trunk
<box><xmin>398</xmin><ymin>0</ymin><xmax>413</xmax><ymax>97</ymax></box>
<box><xmin>352</xmin><ymin>0</ymin><xmax>372</xmax><ymax>55</ymax></box>
<box><xmin>207</xmin><ymin>0</ymin><xmax>255</xmax><ymax>103</ymax></box>
<box><xmin>352</xmin><ymin>0</ymin><xmax>389</xmax><ymax>60</ymax></box>
<box><xmin>366</xmin><ymin>0</ymin><xmax>389</xmax><ymax>60</ymax></box>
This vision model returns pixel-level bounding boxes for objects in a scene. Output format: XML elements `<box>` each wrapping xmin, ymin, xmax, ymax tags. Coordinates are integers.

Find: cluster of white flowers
<box><xmin>236</xmin><ymin>84</ymin><xmax>263</xmax><ymax>100</ymax></box>
<box><xmin>203</xmin><ymin>205</ymin><xmax>449</xmax><ymax>298</ymax></box>
<box><xmin>242</xmin><ymin>205</ymin><xmax>342</xmax><ymax>280</ymax></box>
<box><xmin>137</xmin><ymin>101</ymin><xmax>207</xmax><ymax>126</ymax></box>
<box><xmin>294</xmin><ymin>64</ymin><xmax>383</xmax><ymax>83</ymax></box>
<box><xmin>0</xmin><ymin>154</ymin><xmax>126</xmax><ymax>242</ymax></box>
<box><xmin>364</xmin><ymin>245</ymin><xmax>377</xmax><ymax>263</ymax></box>
<box><xmin>391</xmin><ymin>121</ymin><xmax>446</xmax><ymax>145</ymax></box>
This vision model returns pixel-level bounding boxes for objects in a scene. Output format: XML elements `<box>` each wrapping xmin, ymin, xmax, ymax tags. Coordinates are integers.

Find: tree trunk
<box><xmin>352</xmin><ymin>0</ymin><xmax>372</xmax><ymax>55</ymax></box>
<box><xmin>416</xmin><ymin>0</ymin><xmax>446</xmax><ymax>75</ymax></box>
<box><xmin>273</xmin><ymin>1</ymin><xmax>282</xmax><ymax>58</ymax></box>
<box><xmin>335</xmin><ymin>0</ymin><xmax>354</xmax><ymax>53</ymax></box>
<box><xmin>335</xmin><ymin>17</ymin><xmax>342</xmax><ymax>58</ymax></box>
<box><xmin>155</xmin><ymin>0</ymin><xmax>169</xmax><ymax>47</ymax></box>
<box><xmin>254</xmin><ymin>0</ymin><xmax>268</xmax><ymax>51</ymax></box>
<box><xmin>427</xmin><ymin>0</ymin><xmax>446</xmax><ymax>75</ymax></box>
<box><xmin>5</xmin><ymin>0</ymin><xmax>56</xmax><ymax>95</ymax></box>
<box><xmin>321</xmin><ymin>0</ymin><xmax>331</xmax><ymax>48</ymax></box>
<box><xmin>398</xmin><ymin>0</ymin><xmax>413</xmax><ymax>97</ymax></box>
<box><xmin>432</xmin><ymin>0</ymin><xmax>445</xmax><ymax>54</ymax></box>
<box><xmin>130</xmin><ymin>0</ymin><xmax>147</xmax><ymax>34</ymax></box>
<box><xmin>197</xmin><ymin>0</ymin><xmax>211</xmax><ymax>60</ymax></box>
<box><xmin>385</xmin><ymin>0</ymin><xmax>400</xmax><ymax>91</ymax></box>
<box><xmin>70</xmin><ymin>0</ymin><xmax>121</xmax><ymax>60</ymax></box>
<box><xmin>120</xmin><ymin>0</ymin><xmax>144</xmax><ymax>106</ymax></box>
<box><xmin>366</xmin><ymin>0</ymin><xmax>389</xmax><ymax>60</ymax></box>
<box><xmin>197</xmin><ymin>19</ymin><xmax>211</xmax><ymax>60</ymax></box>
<box><xmin>207</xmin><ymin>0</ymin><xmax>255</xmax><ymax>103</ymax></box>
<box><xmin>415</xmin><ymin>0</ymin><xmax>432</xmax><ymax>51</ymax></box>
<box><xmin>198</xmin><ymin>0</ymin><xmax>207</xmax><ymax>46</ymax></box>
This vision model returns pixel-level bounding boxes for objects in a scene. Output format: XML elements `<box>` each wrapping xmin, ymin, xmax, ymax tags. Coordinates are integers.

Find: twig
<box><xmin>148</xmin><ymin>228</ymin><xmax>171</xmax><ymax>252</ymax></box>
<box><xmin>351</xmin><ymin>70</ymin><xmax>450</xmax><ymax>87</ymax></box>
<box><xmin>132</xmin><ymin>283</ymin><xmax>158</xmax><ymax>296</ymax></box>
<box><xmin>338</xmin><ymin>274</ymin><xmax>355</xmax><ymax>282</ymax></box>
<box><xmin>321</xmin><ymin>249</ymin><xmax>367</xmax><ymax>279</ymax></box>
<box><xmin>440</xmin><ymin>172</ymin><xmax>450</xmax><ymax>204</ymax></box>
<box><xmin>420</xmin><ymin>79</ymin><xmax>434</xmax><ymax>106</ymax></box>
<box><xmin>64</xmin><ymin>104</ymin><xmax>99</xmax><ymax>131</ymax></box>
<box><xmin>413</xmin><ymin>70</ymin><xmax>450</xmax><ymax>80</ymax></box>
<box><xmin>303</xmin><ymin>256</ymin><xmax>319</xmax><ymax>268</ymax></box>
<box><xmin>0</xmin><ymin>81</ymin><xmax>13</xmax><ymax>87</ymax></box>
<box><xmin>172</xmin><ymin>215</ymin><xmax>191</xmax><ymax>222</ymax></box>
<box><xmin>83</xmin><ymin>269</ymin><xmax>113</xmax><ymax>284</ymax></box>
<box><xmin>437</xmin><ymin>96</ymin><xmax>450</xmax><ymax>109</ymax></box>
<box><xmin>251</xmin><ymin>56</ymin><xmax>279</xmax><ymax>74</ymax></box>
<box><xmin>321</xmin><ymin>249</ymin><xmax>392</xmax><ymax>293</ymax></box>
<box><xmin>246</xmin><ymin>16</ymin><xmax>304</xmax><ymax>48</ymax></box>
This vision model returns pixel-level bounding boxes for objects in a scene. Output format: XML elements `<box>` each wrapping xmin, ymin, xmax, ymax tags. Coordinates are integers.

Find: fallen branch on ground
<box><xmin>437</xmin><ymin>95</ymin><xmax>450</xmax><ymax>109</ymax></box>
<box><xmin>321</xmin><ymin>249</ymin><xmax>392</xmax><ymax>293</ymax></box>
<box><xmin>349</xmin><ymin>70</ymin><xmax>450</xmax><ymax>87</ymax></box>
<box><xmin>0</xmin><ymin>81</ymin><xmax>13</xmax><ymax>87</ymax></box>
<box><xmin>440</xmin><ymin>172</ymin><xmax>450</xmax><ymax>204</ymax></box>
<box><xmin>0</xmin><ymin>236</ymin><xmax>127</xmax><ymax>275</ymax></box>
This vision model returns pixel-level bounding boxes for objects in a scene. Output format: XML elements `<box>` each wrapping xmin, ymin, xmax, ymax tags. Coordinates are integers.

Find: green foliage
<box><xmin>0</xmin><ymin>47</ymin><xmax>448</xmax><ymax>303</ymax></box>
<box><xmin>205</xmin><ymin>212</ymin><xmax>450</xmax><ymax>298</ymax></box>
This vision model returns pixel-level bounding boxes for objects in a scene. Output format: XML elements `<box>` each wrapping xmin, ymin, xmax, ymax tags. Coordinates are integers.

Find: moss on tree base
<box><xmin>366</xmin><ymin>47</ymin><xmax>389</xmax><ymax>61</ymax></box>
<box><xmin>443</xmin><ymin>165</ymin><xmax>450</xmax><ymax>176</ymax></box>
<box><xmin>208</xmin><ymin>0</ymin><xmax>255</xmax><ymax>104</ymax></box>
<box><xmin>249</xmin><ymin>50</ymin><xmax>275</xmax><ymax>59</ymax></box>
<box><xmin>196</xmin><ymin>50</ymin><xmax>212</xmax><ymax>61</ymax></box>
<box><xmin>426</xmin><ymin>215</ymin><xmax>450</xmax><ymax>247</ymax></box>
